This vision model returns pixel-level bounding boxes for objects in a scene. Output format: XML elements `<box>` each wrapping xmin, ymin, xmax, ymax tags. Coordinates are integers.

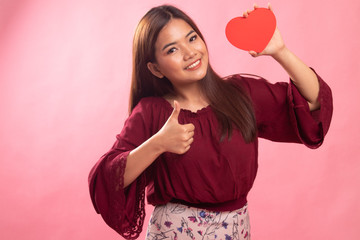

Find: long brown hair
<box><xmin>129</xmin><ymin>5</ymin><xmax>256</xmax><ymax>142</ymax></box>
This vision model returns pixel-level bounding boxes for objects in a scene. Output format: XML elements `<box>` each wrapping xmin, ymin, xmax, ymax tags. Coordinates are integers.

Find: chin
<box><xmin>199</xmin><ymin>65</ymin><xmax>209</xmax><ymax>79</ymax></box>
<box><xmin>192</xmin><ymin>71</ymin><xmax>207</xmax><ymax>81</ymax></box>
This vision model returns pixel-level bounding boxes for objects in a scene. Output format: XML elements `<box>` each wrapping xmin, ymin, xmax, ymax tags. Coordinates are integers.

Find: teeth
<box><xmin>186</xmin><ymin>60</ymin><xmax>200</xmax><ymax>69</ymax></box>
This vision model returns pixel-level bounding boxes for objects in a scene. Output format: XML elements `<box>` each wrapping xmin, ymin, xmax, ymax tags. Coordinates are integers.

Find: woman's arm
<box><xmin>124</xmin><ymin>100</ymin><xmax>195</xmax><ymax>188</ymax></box>
<box><xmin>268</xmin><ymin>38</ymin><xmax>320</xmax><ymax>111</ymax></box>
<box><xmin>123</xmin><ymin>133</ymin><xmax>164</xmax><ymax>188</ymax></box>
<box><xmin>246</xmin><ymin>4</ymin><xmax>320</xmax><ymax>111</ymax></box>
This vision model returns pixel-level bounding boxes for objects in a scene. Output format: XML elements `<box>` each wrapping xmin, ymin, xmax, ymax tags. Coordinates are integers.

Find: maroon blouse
<box><xmin>88</xmin><ymin>72</ymin><xmax>332</xmax><ymax>239</ymax></box>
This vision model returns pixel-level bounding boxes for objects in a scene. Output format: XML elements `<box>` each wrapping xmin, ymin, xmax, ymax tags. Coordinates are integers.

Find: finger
<box><xmin>169</xmin><ymin>100</ymin><xmax>181</xmax><ymax>121</ymax></box>
<box><xmin>243</xmin><ymin>11</ymin><xmax>248</xmax><ymax>18</ymax></box>
<box><xmin>184</xmin><ymin>145</ymin><xmax>191</xmax><ymax>153</ymax></box>
<box><xmin>268</xmin><ymin>2</ymin><xmax>273</xmax><ymax>11</ymax></box>
<box><xmin>253</xmin><ymin>3</ymin><xmax>259</xmax><ymax>9</ymax></box>
<box><xmin>186</xmin><ymin>137</ymin><xmax>194</xmax><ymax>145</ymax></box>
<box><xmin>187</xmin><ymin>130</ymin><xmax>195</xmax><ymax>139</ymax></box>
<box><xmin>248</xmin><ymin>50</ymin><xmax>258</xmax><ymax>57</ymax></box>
<box><xmin>184</xmin><ymin>123</ymin><xmax>195</xmax><ymax>132</ymax></box>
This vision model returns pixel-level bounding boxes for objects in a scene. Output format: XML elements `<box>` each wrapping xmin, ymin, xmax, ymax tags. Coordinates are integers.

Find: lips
<box><xmin>185</xmin><ymin>59</ymin><xmax>201</xmax><ymax>70</ymax></box>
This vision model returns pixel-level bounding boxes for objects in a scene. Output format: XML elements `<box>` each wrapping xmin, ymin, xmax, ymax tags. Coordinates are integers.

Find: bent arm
<box><xmin>244</xmin><ymin>5</ymin><xmax>321</xmax><ymax>111</ymax></box>
<box><xmin>272</xmin><ymin>46</ymin><xmax>320</xmax><ymax>111</ymax></box>
<box><xmin>123</xmin><ymin>134</ymin><xmax>163</xmax><ymax>188</ymax></box>
<box><xmin>250</xmin><ymin>34</ymin><xmax>321</xmax><ymax>111</ymax></box>
<box><xmin>124</xmin><ymin>100</ymin><xmax>195</xmax><ymax>188</ymax></box>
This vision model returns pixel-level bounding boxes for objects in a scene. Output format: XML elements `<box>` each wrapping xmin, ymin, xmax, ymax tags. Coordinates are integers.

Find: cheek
<box><xmin>202</xmin><ymin>46</ymin><xmax>209</xmax><ymax>57</ymax></box>
<box><xmin>195</xmin><ymin>40</ymin><xmax>207</xmax><ymax>52</ymax></box>
<box><xmin>159</xmin><ymin>57</ymin><xmax>181</xmax><ymax>73</ymax></box>
<box><xmin>197</xmin><ymin>45</ymin><xmax>208</xmax><ymax>61</ymax></box>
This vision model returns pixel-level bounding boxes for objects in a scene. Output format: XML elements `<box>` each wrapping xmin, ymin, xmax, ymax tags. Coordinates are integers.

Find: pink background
<box><xmin>1</xmin><ymin>0</ymin><xmax>359</xmax><ymax>239</ymax></box>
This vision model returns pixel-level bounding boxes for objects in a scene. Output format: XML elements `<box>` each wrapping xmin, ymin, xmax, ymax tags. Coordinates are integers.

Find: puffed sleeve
<box><xmin>228</xmin><ymin>69</ymin><xmax>333</xmax><ymax>148</ymax></box>
<box><xmin>88</xmin><ymin>99</ymin><xmax>153</xmax><ymax>239</ymax></box>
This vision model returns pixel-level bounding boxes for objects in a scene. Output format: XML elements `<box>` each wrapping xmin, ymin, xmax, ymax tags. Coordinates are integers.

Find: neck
<box><xmin>176</xmin><ymin>82</ymin><xmax>202</xmax><ymax>101</ymax></box>
<box><xmin>166</xmin><ymin>82</ymin><xmax>209</xmax><ymax>111</ymax></box>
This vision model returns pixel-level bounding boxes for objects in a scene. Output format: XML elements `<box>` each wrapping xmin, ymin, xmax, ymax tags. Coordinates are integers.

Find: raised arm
<box><xmin>245</xmin><ymin>4</ymin><xmax>320</xmax><ymax>111</ymax></box>
<box><xmin>269</xmin><ymin>44</ymin><xmax>320</xmax><ymax>111</ymax></box>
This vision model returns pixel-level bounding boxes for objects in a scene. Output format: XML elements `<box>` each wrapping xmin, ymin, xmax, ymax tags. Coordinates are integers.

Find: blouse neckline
<box><xmin>158</xmin><ymin>97</ymin><xmax>212</xmax><ymax>117</ymax></box>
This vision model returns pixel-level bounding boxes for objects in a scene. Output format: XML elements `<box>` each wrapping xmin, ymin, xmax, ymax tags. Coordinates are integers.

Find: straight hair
<box><xmin>129</xmin><ymin>5</ymin><xmax>256</xmax><ymax>142</ymax></box>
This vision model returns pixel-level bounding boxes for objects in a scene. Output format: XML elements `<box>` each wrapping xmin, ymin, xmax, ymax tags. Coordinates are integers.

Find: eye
<box><xmin>189</xmin><ymin>34</ymin><xmax>198</xmax><ymax>42</ymax></box>
<box><xmin>167</xmin><ymin>47</ymin><xmax>177</xmax><ymax>54</ymax></box>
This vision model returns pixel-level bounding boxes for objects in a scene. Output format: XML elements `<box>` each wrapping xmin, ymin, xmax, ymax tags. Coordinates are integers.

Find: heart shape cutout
<box><xmin>225</xmin><ymin>8</ymin><xmax>276</xmax><ymax>53</ymax></box>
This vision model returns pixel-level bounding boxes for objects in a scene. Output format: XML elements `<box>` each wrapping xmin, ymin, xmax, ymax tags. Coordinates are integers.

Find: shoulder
<box><xmin>123</xmin><ymin>97</ymin><xmax>167</xmax><ymax>130</ymax></box>
<box><xmin>223</xmin><ymin>73</ymin><xmax>288</xmax><ymax>93</ymax></box>
<box><xmin>136</xmin><ymin>96</ymin><xmax>166</xmax><ymax>109</ymax></box>
<box><xmin>127</xmin><ymin>97</ymin><xmax>172</xmax><ymax>134</ymax></box>
<box><xmin>131</xmin><ymin>96</ymin><xmax>170</xmax><ymax>119</ymax></box>
<box><xmin>223</xmin><ymin>73</ymin><xmax>267</xmax><ymax>93</ymax></box>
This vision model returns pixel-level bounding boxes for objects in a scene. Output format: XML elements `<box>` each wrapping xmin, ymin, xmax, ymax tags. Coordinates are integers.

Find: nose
<box><xmin>183</xmin><ymin>46</ymin><xmax>196</xmax><ymax>61</ymax></box>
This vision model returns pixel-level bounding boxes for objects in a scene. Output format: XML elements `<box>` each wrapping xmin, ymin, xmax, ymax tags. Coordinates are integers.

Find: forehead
<box><xmin>155</xmin><ymin>18</ymin><xmax>193</xmax><ymax>47</ymax></box>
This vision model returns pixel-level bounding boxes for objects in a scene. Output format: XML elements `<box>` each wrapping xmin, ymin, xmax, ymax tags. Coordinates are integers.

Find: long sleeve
<box><xmin>228</xmin><ymin>69</ymin><xmax>333</xmax><ymax>148</ymax></box>
<box><xmin>88</xmin><ymin>100</ymin><xmax>152</xmax><ymax>239</ymax></box>
<box><xmin>286</xmin><ymin>70</ymin><xmax>333</xmax><ymax>148</ymax></box>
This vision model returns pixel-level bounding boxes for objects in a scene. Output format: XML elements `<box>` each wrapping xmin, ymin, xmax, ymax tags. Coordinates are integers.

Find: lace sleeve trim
<box><xmin>108</xmin><ymin>152</ymin><xmax>147</xmax><ymax>240</ymax></box>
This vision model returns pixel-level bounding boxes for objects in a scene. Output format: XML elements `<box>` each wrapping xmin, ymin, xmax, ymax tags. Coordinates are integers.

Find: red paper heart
<box><xmin>225</xmin><ymin>8</ymin><xmax>276</xmax><ymax>53</ymax></box>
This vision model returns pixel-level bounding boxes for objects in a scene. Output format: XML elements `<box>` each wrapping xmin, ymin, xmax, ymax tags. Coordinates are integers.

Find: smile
<box><xmin>185</xmin><ymin>59</ymin><xmax>201</xmax><ymax>70</ymax></box>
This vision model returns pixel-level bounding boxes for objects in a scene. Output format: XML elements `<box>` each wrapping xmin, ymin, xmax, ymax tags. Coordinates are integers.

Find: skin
<box><xmin>123</xmin><ymin>5</ymin><xmax>321</xmax><ymax>188</ymax></box>
<box><xmin>147</xmin><ymin>18</ymin><xmax>210</xmax><ymax>112</ymax></box>
<box><xmin>246</xmin><ymin>3</ymin><xmax>321</xmax><ymax>110</ymax></box>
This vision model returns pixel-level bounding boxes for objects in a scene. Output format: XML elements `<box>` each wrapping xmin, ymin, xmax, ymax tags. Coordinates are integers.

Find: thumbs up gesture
<box><xmin>156</xmin><ymin>100</ymin><xmax>195</xmax><ymax>155</ymax></box>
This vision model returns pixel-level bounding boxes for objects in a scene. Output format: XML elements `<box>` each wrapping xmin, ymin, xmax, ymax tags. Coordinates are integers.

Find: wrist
<box><xmin>150</xmin><ymin>132</ymin><xmax>166</xmax><ymax>156</ymax></box>
<box><xmin>271</xmin><ymin>45</ymin><xmax>289</xmax><ymax>62</ymax></box>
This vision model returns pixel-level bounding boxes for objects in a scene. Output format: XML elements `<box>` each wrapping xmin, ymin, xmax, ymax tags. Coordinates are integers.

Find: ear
<box><xmin>147</xmin><ymin>62</ymin><xmax>164</xmax><ymax>78</ymax></box>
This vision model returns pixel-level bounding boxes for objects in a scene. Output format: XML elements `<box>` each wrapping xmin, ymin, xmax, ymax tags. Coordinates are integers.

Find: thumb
<box><xmin>169</xmin><ymin>100</ymin><xmax>181</xmax><ymax>122</ymax></box>
<box><xmin>248</xmin><ymin>50</ymin><xmax>259</xmax><ymax>57</ymax></box>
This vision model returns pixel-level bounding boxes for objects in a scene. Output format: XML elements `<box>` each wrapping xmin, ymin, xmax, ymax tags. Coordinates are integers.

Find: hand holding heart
<box><xmin>156</xmin><ymin>101</ymin><xmax>195</xmax><ymax>155</ymax></box>
<box><xmin>226</xmin><ymin>4</ymin><xmax>286</xmax><ymax>58</ymax></box>
<box><xmin>250</xmin><ymin>26</ymin><xmax>285</xmax><ymax>58</ymax></box>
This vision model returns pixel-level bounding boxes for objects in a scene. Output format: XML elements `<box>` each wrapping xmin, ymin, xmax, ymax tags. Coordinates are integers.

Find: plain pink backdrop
<box><xmin>1</xmin><ymin>0</ymin><xmax>359</xmax><ymax>239</ymax></box>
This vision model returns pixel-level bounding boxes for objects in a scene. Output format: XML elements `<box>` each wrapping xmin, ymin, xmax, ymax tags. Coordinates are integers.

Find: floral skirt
<box><xmin>145</xmin><ymin>202</ymin><xmax>250</xmax><ymax>240</ymax></box>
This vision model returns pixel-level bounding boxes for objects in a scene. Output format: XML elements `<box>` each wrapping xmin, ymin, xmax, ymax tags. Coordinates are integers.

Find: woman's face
<box><xmin>148</xmin><ymin>18</ymin><xmax>209</xmax><ymax>87</ymax></box>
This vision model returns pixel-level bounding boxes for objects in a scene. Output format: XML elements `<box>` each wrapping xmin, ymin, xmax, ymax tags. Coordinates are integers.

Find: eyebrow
<box><xmin>161</xmin><ymin>30</ymin><xmax>195</xmax><ymax>51</ymax></box>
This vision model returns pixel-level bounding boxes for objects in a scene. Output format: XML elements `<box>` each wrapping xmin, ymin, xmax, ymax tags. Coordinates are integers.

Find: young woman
<box><xmin>88</xmin><ymin>4</ymin><xmax>332</xmax><ymax>240</ymax></box>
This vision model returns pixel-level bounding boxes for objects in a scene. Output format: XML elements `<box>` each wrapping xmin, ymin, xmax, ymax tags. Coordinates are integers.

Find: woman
<box><xmin>88</xmin><ymin>4</ymin><xmax>332</xmax><ymax>240</ymax></box>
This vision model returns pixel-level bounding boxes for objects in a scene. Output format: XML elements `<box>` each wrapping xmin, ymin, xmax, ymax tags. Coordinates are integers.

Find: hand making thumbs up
<box><xmin>156</xmin><ymin>100</ymin><xmax>195</xmax><ymax>155</ymax></box>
